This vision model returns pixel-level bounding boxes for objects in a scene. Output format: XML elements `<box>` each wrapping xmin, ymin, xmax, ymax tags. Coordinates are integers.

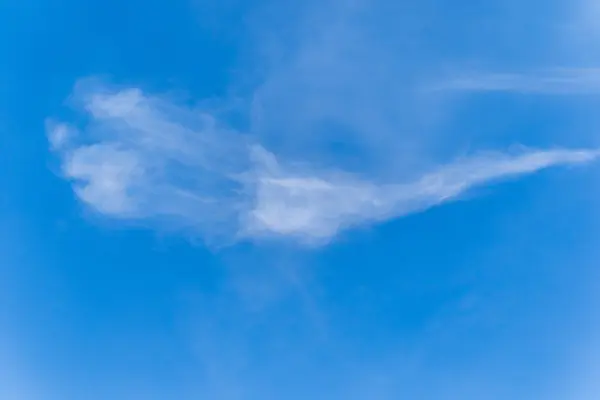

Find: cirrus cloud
<box><xmin>47</xmin><ymin>82</ymin><xmax>599</xmax><ymax>244</ymax></box>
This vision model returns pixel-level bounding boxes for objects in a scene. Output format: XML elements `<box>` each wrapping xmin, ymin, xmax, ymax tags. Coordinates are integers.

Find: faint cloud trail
<box><xmin>429</xmin><ymin>68</ymin><xmax>600</xmax><ymax>94</ymax></box>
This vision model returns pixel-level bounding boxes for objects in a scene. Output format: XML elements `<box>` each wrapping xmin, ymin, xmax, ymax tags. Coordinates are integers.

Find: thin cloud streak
<box><xmin>244</xmin><ymin>144</ymin><xmax>597</xmax><ymax>241</ymax></box>
<box><xmin>47</xmin><ymin>84</ymin><xmax>599</xmax><ymax>244</ymax></box>
<box><xmin>429</xmin><ymin>68</ymin><xmax>600</xmax><ymax>94</ymax></box>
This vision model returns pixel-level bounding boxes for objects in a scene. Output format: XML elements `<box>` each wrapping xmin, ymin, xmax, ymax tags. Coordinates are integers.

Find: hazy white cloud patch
<box><xmin>46</xmin><ymin>121</ymin><xmax>76</xmax><ymax>151</ymax></box>
<box><xmin>46</xmin><ymin>81</ymin><xmax>599</xmax><ymax>244</ymax></box>
<box><xmin>430</xmin><ymin>68</ymin><xmax>600</xmax><ymax>94</ymax></box>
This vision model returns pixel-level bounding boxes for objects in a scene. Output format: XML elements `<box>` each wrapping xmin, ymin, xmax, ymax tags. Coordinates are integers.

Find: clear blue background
<box><xmin>2</xmin><ymin>0</ymin><xmax>600</xmax><ymax>399</ymax></box>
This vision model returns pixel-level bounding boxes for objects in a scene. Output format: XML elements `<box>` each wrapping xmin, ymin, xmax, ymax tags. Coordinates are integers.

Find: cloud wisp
<box><xmin>47</xmin><ymin>83</ymin><xmax>599</xmax><ymax>244</ymax></box>
<box><xmin>429</xmin><ymin>68</ymin><xmax>600</xmax><ymax>94</ymax></box>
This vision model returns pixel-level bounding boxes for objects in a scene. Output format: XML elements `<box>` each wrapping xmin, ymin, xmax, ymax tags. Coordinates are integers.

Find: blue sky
<box><xmin>3</xmin><ymin>0</ymin><xmax>600</xmax><ymax>398</ymax></box>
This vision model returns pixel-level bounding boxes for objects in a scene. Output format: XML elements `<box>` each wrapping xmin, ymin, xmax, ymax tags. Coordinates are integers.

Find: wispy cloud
<box><xmin>244</xmin><ymin>143</ymin><xmax>597</xmax><ymax>241</ymax></box>
<box><xmin>47</xmin><ymin>82</ymin><xmax>599</xmax><ymax>244</ymax></box>
<box><xmin>430</xmin><ymin>68</ymin><xmax>600</xmax><ymax>94</ymax></box>
<box><xmin>45</xmin><ymin>0</ymin><xmax>600</xmax><ymax>245</ymax></box>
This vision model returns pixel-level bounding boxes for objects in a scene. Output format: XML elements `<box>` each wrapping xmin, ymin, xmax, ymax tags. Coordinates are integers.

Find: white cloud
<box><xmin>46</xmin><ymin>1</ymin><xmax>600</xmax><ymax>244</ymax></box>
<box><xmin>244</xmin><ymin>145</ymin><xmax>598</xmax><ymax>241</ymax></box>
<box><xmin>65</xmin><ymin>143</ymin><xmax>143</xmax><ymax>216</ymax></box>
<box><xmin>47</xmin><ymin>83</ymin><xmax>599</xmax><ymax>244</ymax></box>
<box><xmin>429</xmin><ymin>68</ymin><xmax>600</xmax><ymax>94</ymax></box>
